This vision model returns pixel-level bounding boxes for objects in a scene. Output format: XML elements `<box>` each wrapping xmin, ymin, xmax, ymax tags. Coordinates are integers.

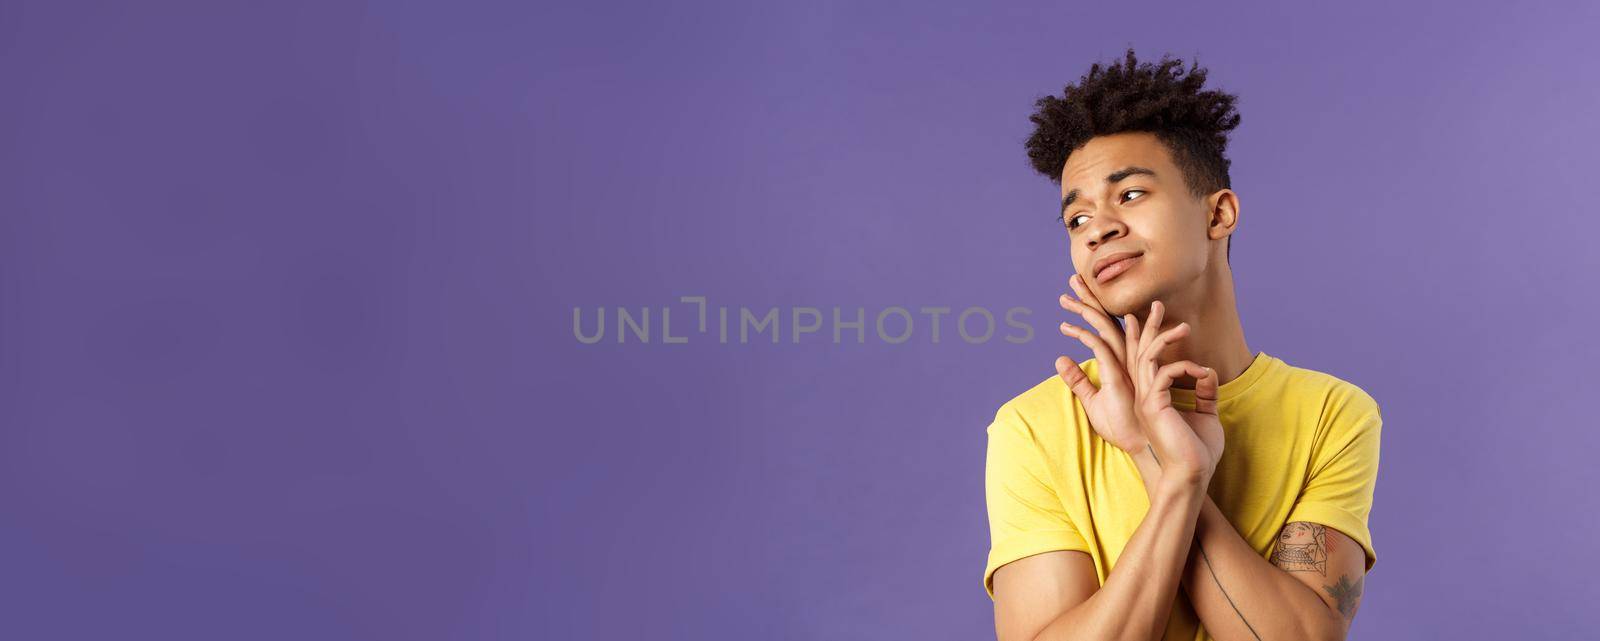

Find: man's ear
<box><xmin>1206</xmin><ymin>189</ymin><xmax>1240</xmax><ymax>242</ymax></box>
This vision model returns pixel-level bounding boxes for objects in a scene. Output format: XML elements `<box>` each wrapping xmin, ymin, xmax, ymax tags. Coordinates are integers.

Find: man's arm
<box><xmin>1129</xmin><ymin>448</ymin><xmax>1367</xmax><ymax>641</ymax></box>
<box><xmin>993</xmin><ymin>472</ymin><xmax>1208</xmax><ymax>641</ymax></box>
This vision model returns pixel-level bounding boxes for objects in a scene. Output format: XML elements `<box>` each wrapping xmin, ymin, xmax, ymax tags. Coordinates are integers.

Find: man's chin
<box><xmin>1098</xmin><ymin>282</ymin><xmax>1150</xmax><ymax>318</ymax></box>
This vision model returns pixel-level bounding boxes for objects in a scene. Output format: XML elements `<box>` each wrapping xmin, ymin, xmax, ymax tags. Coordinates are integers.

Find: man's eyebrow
<box><xmin>1060</xmin><ymin>166</ymin><xmax>1158</xmax><ymax>215</ymax></box>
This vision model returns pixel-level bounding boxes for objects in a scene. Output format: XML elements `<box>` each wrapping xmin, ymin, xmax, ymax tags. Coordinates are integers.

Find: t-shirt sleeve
<box><xmin>1285</xmin><ymin>389</ymin><xmax>1382</xmax><ymax>574</ymax></box>
<box><xmin>983</xmin><ymin>404</ymin><xmax>1090</xmax><ymax>601</ymax></box>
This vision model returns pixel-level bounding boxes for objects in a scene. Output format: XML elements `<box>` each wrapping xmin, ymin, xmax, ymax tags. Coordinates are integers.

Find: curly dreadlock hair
<box><xmin>1025</xmin><ymin>48</ymin><xmax>1242</xmax><ymax>260</ymax></box>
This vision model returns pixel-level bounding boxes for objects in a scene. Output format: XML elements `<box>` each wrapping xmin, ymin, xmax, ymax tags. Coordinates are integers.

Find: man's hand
<box><xmin>1123</xmin><ymin>298</ymin><xmax>1223</xmax><ymax>481</ymax></box>
<box><xmin>1056</xmin><ymin>274</ymin><xmax>1224</xmax><ymax>477</ymax></box>
<box><xmin>1055</xmin><ymin>273</ymin><xmax>1147</xmax><ymax>453</ymax></box>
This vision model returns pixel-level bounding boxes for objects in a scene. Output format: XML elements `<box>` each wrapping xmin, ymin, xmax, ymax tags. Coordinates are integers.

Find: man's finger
<box><xmin>1060</xmin><ymin>291</ymin><xmax>1126</xmax><ymax>365</ymax></box>
<box><xmin>1140</xmin><ymin>299</ymin><xmax>1165</xmax><ymax>358</ymax></box>
<box><xmin>1059</xmin><ymin>322</ymin><xmax>1126</xmax><ymax>383</ymax></box>
<box><xmin>1193</xmin><ymin>363</ymin><xmax>1220</xmax><ymax>415</ymax></box>
<box><xmin>1153</xmin><ymin>359</ymin><xmax>1203</xmax><ymax>396</ymax></box>
<box><xmin>1143</xmin><ymin>321</ymin><xmax>1191</xmax><ymax>371</ymax></box>
<box><xmin>1071</xmin><ymin>273</ymin><xmax>1115</xmax><ymax>318</ymax></box>
<box><xmin>1071</xmin><ymin>274</ymin><xmax>1131</xmax><ymax>367</ymax></box>
<box><xmin>1123</xmin><ymin>312</ymin><xmax>1142</xmax><ymax>374</ymax></box>
<box><xmin>1055</xmin><ymin>355</ymin><xmax>1098</xmax><ymax>402</ymax></box>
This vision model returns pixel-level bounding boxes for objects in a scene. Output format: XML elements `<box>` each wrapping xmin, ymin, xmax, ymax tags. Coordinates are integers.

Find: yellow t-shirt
<box><xmin>982</xmin><ymin>351</ymin><xmax>1381</xmax><ymax>640</ymax></box>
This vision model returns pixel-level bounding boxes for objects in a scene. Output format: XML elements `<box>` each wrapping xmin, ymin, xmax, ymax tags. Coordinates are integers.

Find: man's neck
<box><xmin>1136</xmin><ymin>263</ymin><xmax>1252</xmax><ymax>390</ymax></box>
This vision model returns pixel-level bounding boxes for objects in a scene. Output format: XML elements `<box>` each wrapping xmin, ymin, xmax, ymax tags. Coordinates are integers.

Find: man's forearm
<box><xmin>1034</xmin><ymin>475</ymin><xmax>1206</xmax><ymax>641</ymax></box>
<box><xmin>1181</xmin><ymin>493</ymin><xmax>1345</xmax><ymax>641</ymax></box>
<box><xmin>1129</xmin><ymin>447</ymin><xmax>1343</xmax><ymax>641</ymax></box>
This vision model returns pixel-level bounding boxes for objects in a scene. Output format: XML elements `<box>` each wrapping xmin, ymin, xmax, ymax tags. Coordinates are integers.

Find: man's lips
<box><xmin>1092</xmin><ymin>252</ymin><xmax>1143</xmax><ymax>282</ymax></box>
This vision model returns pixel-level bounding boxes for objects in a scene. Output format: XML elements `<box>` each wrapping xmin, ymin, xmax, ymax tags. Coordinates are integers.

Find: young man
<box><xmin>983</xmin><ymin>49</ymin><xmax>1382</xmax><ymax>641</ymax></box>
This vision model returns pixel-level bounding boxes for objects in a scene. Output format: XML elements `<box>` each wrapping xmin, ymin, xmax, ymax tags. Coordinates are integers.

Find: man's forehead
<box><xmin>1059</xmin><ymin>136</ymin><xmax>1169</xmax><ymax>187</ymax></box>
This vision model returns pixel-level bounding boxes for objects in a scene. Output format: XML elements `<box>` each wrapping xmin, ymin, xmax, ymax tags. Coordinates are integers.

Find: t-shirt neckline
<box><xmin>1167</xmin><ymin>350</ymin><xmax>1274</xmax><ymax>408</ymax></box>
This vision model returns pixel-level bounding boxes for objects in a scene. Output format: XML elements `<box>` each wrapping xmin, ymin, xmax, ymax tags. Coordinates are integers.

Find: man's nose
<box><xmin>1089</xmin><ymin>221</ymin><xmax>1123</xmax><ymax>247</ymax></box>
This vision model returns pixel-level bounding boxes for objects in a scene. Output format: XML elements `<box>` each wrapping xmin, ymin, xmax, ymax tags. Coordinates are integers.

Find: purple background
<box><xmin>2</xmin><ymin>0</ymin><xmax>1595</xmax><ymax>638</ymax></box>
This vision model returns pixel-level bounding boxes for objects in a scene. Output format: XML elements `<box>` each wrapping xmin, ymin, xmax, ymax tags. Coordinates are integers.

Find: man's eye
<box><xmin>1064</xmin><ymin>190</ymin><xmax>1145</xmax><ymax>230</ymax></box>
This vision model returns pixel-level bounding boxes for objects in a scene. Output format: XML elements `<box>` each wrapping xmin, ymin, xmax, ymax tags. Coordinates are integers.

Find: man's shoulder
<box><xmin>1271</xmin><ymin>357</ymin><xmax>1381</xmax><ymax>419</ymax></box>
<box><xmin>988</xmin><ymin>359</ymin><xmax>1099</xmax><ymax>434</ymax></box>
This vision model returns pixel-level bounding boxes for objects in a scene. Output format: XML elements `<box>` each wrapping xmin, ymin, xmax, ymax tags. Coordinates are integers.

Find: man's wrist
<box><xmin>1130</xmin><ymin>441</ymin><xmax>1161</xmax><ymax>492</ymax></box>
<box><xmin>1155</xmin><ymin>469</ymin><xmax>1209</xmax><ymax>497</ymax></box>
<box><xmin>1129</xmin><ymin>440</ymin><xmax>1211</xmax><ymax>489</ymax></box>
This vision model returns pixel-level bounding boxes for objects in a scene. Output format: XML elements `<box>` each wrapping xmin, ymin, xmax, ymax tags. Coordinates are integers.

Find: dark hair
<box><xmin>1025</xmin><ymin>48</ymin><xmax>1242</xmax><ymax>261</ymax></box>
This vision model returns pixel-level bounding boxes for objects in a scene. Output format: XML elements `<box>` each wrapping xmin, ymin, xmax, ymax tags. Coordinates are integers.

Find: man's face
<box><xmin>1058</xmin><ymin>131</ymin><xmax>1226</xmax><ymax>317</ymax></box>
